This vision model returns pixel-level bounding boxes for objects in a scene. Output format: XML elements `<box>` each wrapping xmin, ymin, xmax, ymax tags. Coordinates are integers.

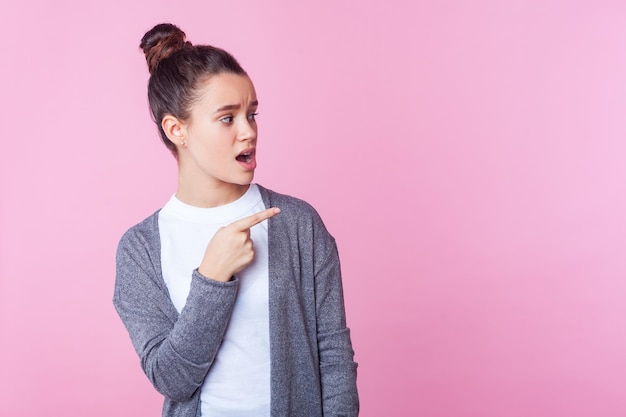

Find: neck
<box><xmin>175</xmin><ymin>151</ymin><xmax>253</xmax><ymax>208</ymax></box>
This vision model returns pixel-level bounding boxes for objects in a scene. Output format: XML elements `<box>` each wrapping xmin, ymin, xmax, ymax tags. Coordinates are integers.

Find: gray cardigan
<box><xmin>113</xmin><ymin>185</ymin><xmax>359</xmax><ymax>416</ymax></box>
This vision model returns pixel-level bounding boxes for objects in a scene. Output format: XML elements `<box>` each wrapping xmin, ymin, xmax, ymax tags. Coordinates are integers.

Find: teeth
<box><xmin>237</xmin><ymin>151</ymin><xmax>252</xmax><ymax>164</ymax></box>
<box><xmin>237</xmin><ymin>152</ymin><xmax>252</xmax><ymax>164</ymax></box>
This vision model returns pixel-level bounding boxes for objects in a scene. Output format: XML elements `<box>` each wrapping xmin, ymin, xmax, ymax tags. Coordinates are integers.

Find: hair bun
<box><xmin>140</xmin><ymin>23</ymin><xmax>190</xmax><ymax>74</ymax></box>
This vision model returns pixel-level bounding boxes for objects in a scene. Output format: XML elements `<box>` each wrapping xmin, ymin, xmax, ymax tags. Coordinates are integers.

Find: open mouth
<box><xmin>236</xmin><ymin>151</ymin><xmax>252</xmax><ymax>163</ymax></box>
<box><xmin>236</xmin><ymin>149</ymin><xmax>255</xmax><ymax>165</ymax></box>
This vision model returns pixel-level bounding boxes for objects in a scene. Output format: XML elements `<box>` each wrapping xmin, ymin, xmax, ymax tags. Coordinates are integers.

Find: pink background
<box><xmin>1</xmin><ymin>1</ymin><xmax>625</xmax><ymax>416</ymax></box>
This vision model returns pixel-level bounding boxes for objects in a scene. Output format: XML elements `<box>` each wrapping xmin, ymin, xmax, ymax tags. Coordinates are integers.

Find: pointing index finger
<box><xmin>231</xmin><ymin>207</ymin><xmax>281</xmax><ymax>231</ymax></box>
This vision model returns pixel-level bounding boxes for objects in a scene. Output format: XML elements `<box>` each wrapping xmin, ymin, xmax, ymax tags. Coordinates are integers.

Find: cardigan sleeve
<box><xmin>314</xmin><ymin>234</ymin><xmax>360</xmax><ymax>416</ymax></box>
<box><xmin>113</xmin><ymin>226</ymin><xmax>238</xmax><ymax>402</ymax></box>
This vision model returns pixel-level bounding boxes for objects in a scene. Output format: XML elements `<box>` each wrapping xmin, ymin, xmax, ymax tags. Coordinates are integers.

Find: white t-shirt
<box><xmin>158</xmin><ymin>184</ymin><xmax>270</xmax><ymax>417</ymax></box>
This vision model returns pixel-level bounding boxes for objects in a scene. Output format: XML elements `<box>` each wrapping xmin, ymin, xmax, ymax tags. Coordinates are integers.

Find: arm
<box><xmin>113</xmin><ymin>229</ymin><xmax>238</xmax><ymax>402</ymax></box>
<box><xmin>315</xmin><ymin>240</ymin><xmax>360</xmax><ymax>416</ymax></box>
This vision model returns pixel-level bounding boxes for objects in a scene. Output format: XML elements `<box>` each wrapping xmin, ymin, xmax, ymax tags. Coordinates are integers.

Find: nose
<box><xmin>237</xmin><ymin>118</ymin><xmax>257</xmax><ymax>142</ymax></box>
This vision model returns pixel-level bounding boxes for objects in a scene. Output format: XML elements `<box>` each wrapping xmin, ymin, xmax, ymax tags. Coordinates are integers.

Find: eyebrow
<box><xmin>215</xmin><ymin>100</ymin><xmax>258</xmax><ymax>113</ymax></box>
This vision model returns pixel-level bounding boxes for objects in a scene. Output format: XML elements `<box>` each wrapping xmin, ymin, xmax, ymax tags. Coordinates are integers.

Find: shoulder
<box><xmin>257</xmin><ymin>185</ymin><xmax>336</xmax><ymax>252</ymax></box>
<box><xmin>259</xmin><ymin>186</ymin><xmax>340</xmax><ymax>273</ymax></box>
<box><xmin>117</xmin><ymin>210</ymin><xmax>161</xmax><ymax>258</ymax></box>
<box><xmin>257</xmin><ymin>184</ymin><xmax>313</xmax><ymax>210</ymax></box>
<box><xmin>257</xmin><ymin>185</ymin><xmax>325</xmax><ymax>227</ymax></box>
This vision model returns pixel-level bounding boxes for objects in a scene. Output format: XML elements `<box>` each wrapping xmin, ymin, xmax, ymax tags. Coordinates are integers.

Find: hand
<box><xmin>198</xmin><ymin>207</ymin><xmax>281</xmax><ymax>282</ymax></box>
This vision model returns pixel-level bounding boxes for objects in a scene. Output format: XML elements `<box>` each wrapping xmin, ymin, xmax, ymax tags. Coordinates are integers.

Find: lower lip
<box><xmin>237</xmin><ymin>155</ymin><xmax>257</xmax><ymax>171</ymax></box>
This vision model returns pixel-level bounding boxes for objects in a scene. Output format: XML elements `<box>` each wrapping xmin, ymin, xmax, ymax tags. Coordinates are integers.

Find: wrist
<box><xmin>197</xmin><ymin>265</ymin><xmax>231</xmax><ymax>282</ymax></box>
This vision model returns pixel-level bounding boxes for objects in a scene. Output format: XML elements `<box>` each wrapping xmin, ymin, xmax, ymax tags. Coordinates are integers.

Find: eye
<box><xmin>248</xmin><ymin>112</ymin><xmax>259</xmax><ymax>122</ymax></box>
<box><xmin>219</xmin><ymin>116</ymin><xmax>234</xmax><ymax>124</ymax></box>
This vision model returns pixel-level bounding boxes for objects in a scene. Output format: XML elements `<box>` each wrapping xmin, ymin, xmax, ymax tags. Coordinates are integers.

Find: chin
<box><xmin>233</xmin><ymin>174</ymin><xmax>255</xmax><ymax>186</ymax></box>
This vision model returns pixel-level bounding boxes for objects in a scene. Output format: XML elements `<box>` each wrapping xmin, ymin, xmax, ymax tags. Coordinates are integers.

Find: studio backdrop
<box><xmin>1</xmin><ymin>1</ymin><xmax>625</xmax><ymax>416</ymax></box>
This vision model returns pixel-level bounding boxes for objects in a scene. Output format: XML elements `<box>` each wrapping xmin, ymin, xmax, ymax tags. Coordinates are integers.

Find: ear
<box><xmin>162</xmin><ymin>115</ymin><xmax>188</xmax><ymax>147</ymax></box>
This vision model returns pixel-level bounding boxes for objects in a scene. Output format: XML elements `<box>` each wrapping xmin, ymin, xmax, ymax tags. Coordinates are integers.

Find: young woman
<box><xmin>113</xmin><ymin>23</ymin><xmax>359</xmax><ymax>417</ymax></box>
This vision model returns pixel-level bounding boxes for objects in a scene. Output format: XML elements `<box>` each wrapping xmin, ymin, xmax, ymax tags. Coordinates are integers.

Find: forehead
<box><xmin>194</xmin><ymin>73</ymin><xmax>257</xmax><ymax>108</ymax></box>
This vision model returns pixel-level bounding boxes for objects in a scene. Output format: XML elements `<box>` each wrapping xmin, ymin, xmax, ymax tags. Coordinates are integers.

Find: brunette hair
<box><xmin>140</xmin><ymin>23</ymin><xmax>247</xmax><ymax>155</ymax></box>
